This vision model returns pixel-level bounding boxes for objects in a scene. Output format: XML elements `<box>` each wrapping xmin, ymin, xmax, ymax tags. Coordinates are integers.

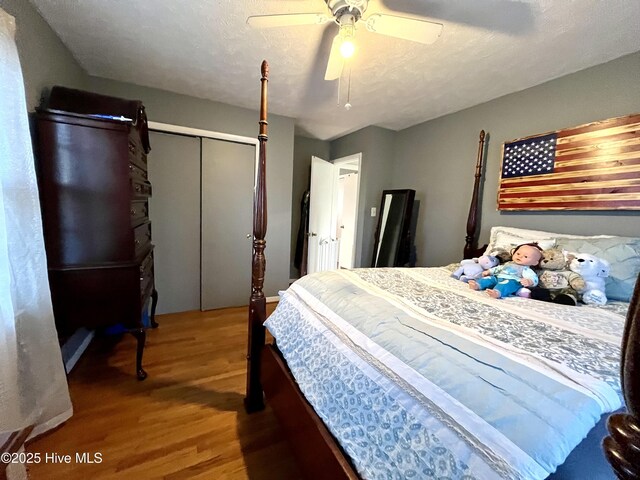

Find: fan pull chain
<box><xmin>337</xmin><ymin>65</ymin><xmax>342</xmax><ymax>107</ymax></box>
<box><xmin>345</xmin><ymin>64</ymin><xmax>352</xmax><ymax>110</ymax></box>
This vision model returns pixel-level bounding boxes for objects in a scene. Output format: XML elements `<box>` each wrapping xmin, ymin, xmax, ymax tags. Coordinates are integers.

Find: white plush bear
<box><xmin>451</xmin><ymin>255</ymin><xmax>500</xmax><ymax>283</ymax></box>
<box><xmin>568</xmin><ymin>253</ymin><xmax>611</xmax><ymax>305</ymax></box>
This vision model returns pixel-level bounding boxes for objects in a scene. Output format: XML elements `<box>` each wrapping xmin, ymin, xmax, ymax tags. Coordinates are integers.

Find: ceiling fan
<box><xmin>247</xmin><ymin>0</ymin><xmax>443</xmax><ymax>81</ymax></box>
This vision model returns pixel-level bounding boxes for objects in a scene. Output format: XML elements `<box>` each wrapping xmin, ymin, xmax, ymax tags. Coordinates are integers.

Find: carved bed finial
<box><xmin>464</xmin><ymin>130</ymin><xmax>487</xmax><ymax>259</ymax></box>
<box><xmin>261</xmin><ymin>60</ymin><xmax>269</xmax><ymax>79</ymax></box>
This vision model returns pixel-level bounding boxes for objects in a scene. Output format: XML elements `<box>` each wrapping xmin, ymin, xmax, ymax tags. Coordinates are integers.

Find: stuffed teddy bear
<box><xmin>469</xmin><ymin>243</ymin><xmax>543</xmax><ymax>299</ymax></box>
<box><xmin>526</xmin><ymin>248</ymin><xmax>586</xmax><ymax>306</ymax></box>
<box><xmin>487</xmin><ymin>247</ymin><xmax>512</xmax><ymax>264</ymax></box>
<box><xmin>451</xmin><ymin>254</ymin><xmax>499</xmax><ymax>282</ymax></box>
<box><xmin>568</xmin><ymin>253</ymin><xmax>610</xmax><ymax>305</ymax></box>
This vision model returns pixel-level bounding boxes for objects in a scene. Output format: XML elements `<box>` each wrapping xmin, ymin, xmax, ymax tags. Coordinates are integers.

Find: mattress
<box><xmin>265</xmin><ymin>267</ymin><xmax>627</xmax><ymax>479</ymax></box>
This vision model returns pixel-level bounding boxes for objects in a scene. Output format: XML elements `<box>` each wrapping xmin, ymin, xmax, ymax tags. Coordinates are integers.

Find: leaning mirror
<box><xmin>371</xmin><ymin>189</ymin><xmax>416</xmax><ymax>267</ymax></box>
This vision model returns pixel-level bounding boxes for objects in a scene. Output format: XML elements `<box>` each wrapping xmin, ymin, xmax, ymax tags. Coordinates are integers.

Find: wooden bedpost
<box><xmin>464</xmin><ymin>130</ymin><xmax>487</xmax><ymax>259</ymax></box>
<box><xmin>603</xmin><ymin>272</ymin><xmax>640</xmax><ymax>479</ymax></box>
<box><xmin>245</xmin><ymin>60</ymin><xmax>269</xmax><ymax>413</ymax></box>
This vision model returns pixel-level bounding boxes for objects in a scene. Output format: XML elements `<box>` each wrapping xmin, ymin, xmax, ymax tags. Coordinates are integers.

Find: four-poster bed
<box><xmin>245</xmin><ymin>61</ymin><xmax>640</xmax><ymax>479</ymax></box>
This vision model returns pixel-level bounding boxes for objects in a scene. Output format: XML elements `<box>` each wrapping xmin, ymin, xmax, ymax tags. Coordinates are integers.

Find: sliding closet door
<box><xmin>148</xmin><ymin>132</ymin><xmax>201</xmax><ymax>314</ymax></box>
<box><xmin>201</xmin><ymin>138</ymin><xmax>255</xmax><ymax>310</ymax></box>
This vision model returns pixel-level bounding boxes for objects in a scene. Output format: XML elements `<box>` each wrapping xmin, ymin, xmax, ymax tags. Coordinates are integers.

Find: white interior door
<box><xmin>308</xmin><ymin>156</ymin><xmax>337</xmax><ymax>274</ymax></box>
<box><xmin>201</xmin><ymin>139</ymin><xmax>255</xmax><ymax>310</ymax></box>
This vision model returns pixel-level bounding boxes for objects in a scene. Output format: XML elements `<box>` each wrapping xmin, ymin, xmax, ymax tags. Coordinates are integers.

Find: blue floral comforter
<box><xmin>264</xmin><ymin>268</ymin><xmax>626</xmax><ymax>479</ymax></box>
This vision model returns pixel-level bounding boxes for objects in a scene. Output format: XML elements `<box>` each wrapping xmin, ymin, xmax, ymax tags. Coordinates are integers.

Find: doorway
<box><xmin>334</xmin><ymin>155</ymin><xmax>360</xmax><ymax>269</ymax></box>
<box><xmin>307</xmin><ymin>153</ymin><xmax>361</xmax><ymax>274</ymax></box>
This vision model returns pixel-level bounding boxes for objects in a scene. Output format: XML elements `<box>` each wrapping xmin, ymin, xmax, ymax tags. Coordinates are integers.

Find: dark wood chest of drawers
<box><xmin>33</xmin><ymin>87</ymin><xmax>158</xmax><ymax>380</ymax></box>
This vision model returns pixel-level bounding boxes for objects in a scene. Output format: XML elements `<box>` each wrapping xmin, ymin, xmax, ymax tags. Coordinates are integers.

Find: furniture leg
<box><xmin>130</xmin><ymin>328</ymin><xmax>147</xmax><ymax>380</ymax></box>
<box><xmin>150</xmin><ymin>288</ymin><xmax>159</xmax><ymax>328</ymax></box>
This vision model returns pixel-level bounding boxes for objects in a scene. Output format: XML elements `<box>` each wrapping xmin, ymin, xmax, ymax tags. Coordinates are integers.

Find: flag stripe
<box><xmin>500</xmin><ymin>194</ymin><xmax>640</xmax><ymax>204</ymax></box>
<box><xmin>498</xmin><ymin>113</ymin><xmax>640</xmax><ymax>210</ymax></box>
<box><xmin>557</xmin><ymin>122</ymin><xmax>640</xmax><ymax>145</ymax></box>
<box><xmin>499</xmin><ymin>167</ymin><xmax>640</xmax><ymax>188</ymax></box>
<box><xmin>556</xmin><ymin>133</ymin><xmax>640</xmax><ymax>155</ymax></box>
<box><xmin>499</xmin><ymin>200</ymin><xmax>640</xmax><ymax>210</ymax></box>
<box><xmin>556</xmin><ymin>114</ymin><xmax>640</xmax><ymax>138</ymax></box>
<box><xmin>499</xmin><ymin>185</ymin><xmax>640</xmax><ymax>199</ymax></box>
<box><xmin>500</xmin><ymin>178</ymin><xmax>640</xmax><ymax>194</ymax></box>
<box><xmin>556</xmin><ymin>148</ymin><xmax>640</xmax><ymax>167</ymax></box>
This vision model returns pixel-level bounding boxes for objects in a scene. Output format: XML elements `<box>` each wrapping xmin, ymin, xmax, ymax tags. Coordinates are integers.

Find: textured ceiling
<box><xmin>30</xmin><ymin>0</ymin><xmax>640</xmax><ymax>140</ymax></box>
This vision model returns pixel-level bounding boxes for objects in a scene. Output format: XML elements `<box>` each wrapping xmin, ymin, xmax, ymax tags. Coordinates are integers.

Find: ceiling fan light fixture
<box><xmin>338</xmin><ymin>14</ymin><xmax>356</xmax><ymax>59</ymax></box>
<box><xmin>340</xmin><ymin>38</ymin><xmax>356</xmax><ymax>58</ymax></box>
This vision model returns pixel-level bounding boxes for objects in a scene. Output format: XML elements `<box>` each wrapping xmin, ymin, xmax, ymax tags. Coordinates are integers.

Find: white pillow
<box><xmin>493</xmin><ymin>232</ymin><xmax>556</xmax><ymax>252</ymax></box>
<box><xmin>484</xmin><ymin>227</ymin><xmax>557</xmax><ymax>255</ymax></box>
<box><xmin>484</xmin><ymin>226</ymin><xmax>615</xmax><ymax>254</ymax></box>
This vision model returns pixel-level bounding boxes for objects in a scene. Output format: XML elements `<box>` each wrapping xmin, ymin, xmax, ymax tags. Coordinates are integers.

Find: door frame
<box><xmin>147</xmin><ymin>122</ymin><xmax>279</xmax><ymax>303</ymax></box>
<box><xmin>332</xmin><ymin>153</ymin><xmax>362</xmax><ymax>269</ymax></box>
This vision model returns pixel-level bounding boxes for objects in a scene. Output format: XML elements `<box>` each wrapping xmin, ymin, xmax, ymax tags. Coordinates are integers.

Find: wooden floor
<box><xmin>27</xmin><ymin>305</ymin><xmax>302</xmax><ymax>479</ymax></box>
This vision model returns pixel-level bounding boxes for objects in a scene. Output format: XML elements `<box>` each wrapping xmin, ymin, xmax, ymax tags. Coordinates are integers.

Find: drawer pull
<box><xmin>135</xmin><ymin>184</ymin><xmax>141</xmax><ymax>192</ymax></box>
<box><xmin>130</xmin><ymin>208</ymin><xmax>137</xmax><ymax>216</ymax></box>
<box><xmin>135</xmin><ymin>239</ymin><xmax>141</xmax><ymax>246</ymax></box>
<box><xmin>129</xmin><ymin>143</ymin><xmax>136</xmax><ymax>154</ymax></box>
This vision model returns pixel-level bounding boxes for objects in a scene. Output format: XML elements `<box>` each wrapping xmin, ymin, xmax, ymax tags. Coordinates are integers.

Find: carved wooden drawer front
<box><xmin>128</xmin><ymin>137</ymin><xmax>148</xmax><ymax>172</ymax></box>
<box><xmin>134</xmin><ymin>221</ymin><xmax>152</xmax><ymax>258</ymax></box>
<box><xmin>129</xmin><ymin>162</ymin><xmax>148</xmax><ymax>182</ymax></box>
<box><xmin>131</xmin><ymin>178</ymin><xmax>152</xmax><ymax>199</ymax></box>
<box><xmin>130</xmin><ymin>200</ymin><xmax>148</xmax><ymax>227</ymax></box>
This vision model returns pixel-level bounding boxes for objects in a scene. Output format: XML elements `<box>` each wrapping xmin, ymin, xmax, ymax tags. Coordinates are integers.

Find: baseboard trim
<box><xmin>266</xmin><ymin>296</ymin><xmax>280</xmax><ymax>303</ymax></box>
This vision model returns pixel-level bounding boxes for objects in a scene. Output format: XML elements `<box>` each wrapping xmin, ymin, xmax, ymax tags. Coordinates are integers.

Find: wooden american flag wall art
<box><xmin>497</xmin><ymin>113</ymin><xmax>640</xmax><ymax>210</ymax></box>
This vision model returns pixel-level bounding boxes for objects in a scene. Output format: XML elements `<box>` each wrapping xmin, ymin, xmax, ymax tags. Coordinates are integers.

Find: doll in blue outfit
<box><xmin>468</xmin><ymin>243</ymin><xmax>543</xmax><ymax>299</ymax></box>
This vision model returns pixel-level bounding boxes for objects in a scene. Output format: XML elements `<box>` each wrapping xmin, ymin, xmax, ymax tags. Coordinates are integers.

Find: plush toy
<box><xmin>487</xmin><ymin>247</ymin><xmax>512</xmax><ymax>264</ymax></box>
<box><xmin>568</xmin><ymin>253</ymin><xmax>610</xmax><ymax>305</ymax></box>
<box><xmin>526</xmin><ymin>248</ymin><xmax>586</xmax><ymax>306</ymax></box>
<box><xmin>469</xmin><ymin>243</ymin><xmax>543</xmax><ymax>299</ymax></box>
<box><xmin>451</xmin><ymin>255</ymin><xmax>499</xmax><ymax>282</ymax></box>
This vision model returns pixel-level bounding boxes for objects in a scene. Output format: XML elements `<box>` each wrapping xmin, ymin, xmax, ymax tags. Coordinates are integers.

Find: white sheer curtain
<box><xmin>0</xmin><ymin>8</ymin><xmax>72</xmax><ymax>438</ymax></box>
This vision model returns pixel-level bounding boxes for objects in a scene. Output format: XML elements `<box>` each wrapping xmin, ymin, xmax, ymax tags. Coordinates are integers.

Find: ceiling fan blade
<box><xmin>365</xmin><ymin>14</ymin><xmax>442</xmax><ymax>44</ymax></box>
<box><xmin>378</xmin><ymin>0</ymin><xmax>534</xmax><ymax>35</ymax></box>
<box><xmin>247</xmin><ymin>13</ymin><xmax>331</xmax><ymax>29</ymax></box>
<box><xmin>324</xmin><ymin>35</ymin><xmax>343</xmax><ymax>81</ymax></box>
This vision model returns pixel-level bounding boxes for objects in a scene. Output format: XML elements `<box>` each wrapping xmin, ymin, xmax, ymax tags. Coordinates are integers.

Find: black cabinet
<box><xmin>33</xmin><ymin>86</ymin><xmax>158</xmax><ymax>380</ymax></box>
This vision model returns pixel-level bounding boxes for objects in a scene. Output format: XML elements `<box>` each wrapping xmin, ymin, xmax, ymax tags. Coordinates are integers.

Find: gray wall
<box><xmin>87</xmin><ymin>76</ymin><xmax>295</xmax><ymax>297</ymax></box>
<box><xmin>290</xmin><ymin>136</ymin><xmax>330</xmax><ymax>278</ymax></box>
<box><xmin>391</xmin><ymin>51</ymin><xmax>640</xmax><ymax>267</ymax></box>
<box><xmin>4</xmin><ymin>0</ymin><xmax>294</xmax><ymax>300</ymax></box>
<box><xmin>331</xmin><ymin>126</ymin><xmax>396</xmax><ymax>267</ymax></box>
<box><xmin>1</xmin><ymin>0</ymin><xmax>88</xmax><ymax>111</ymax></box>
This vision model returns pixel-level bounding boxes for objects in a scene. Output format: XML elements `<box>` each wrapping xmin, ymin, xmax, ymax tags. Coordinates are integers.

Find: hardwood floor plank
<box><xmin>27</xmin><ymin>305</ymin><xmax>302</xmax><ymax>479</ymax></box>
